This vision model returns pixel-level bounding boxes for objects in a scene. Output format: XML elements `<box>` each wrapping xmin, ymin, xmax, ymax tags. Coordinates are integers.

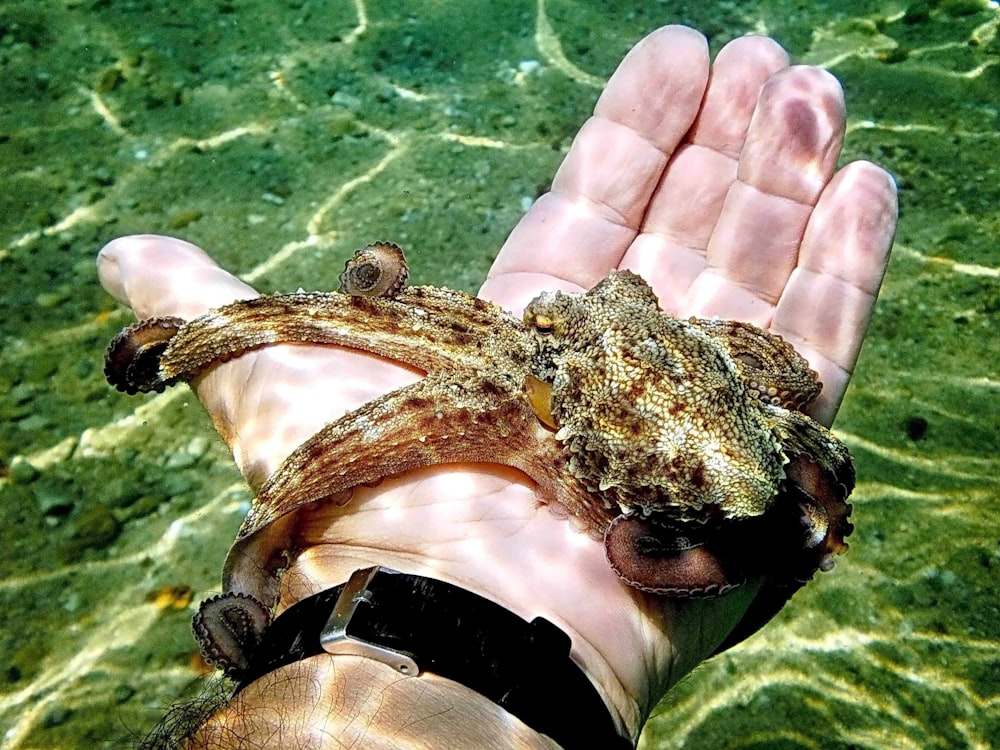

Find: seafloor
<box><xmin>1</xmin><ymin>0</ymin><xmax>997</xmax><ymax>748</ymax></box>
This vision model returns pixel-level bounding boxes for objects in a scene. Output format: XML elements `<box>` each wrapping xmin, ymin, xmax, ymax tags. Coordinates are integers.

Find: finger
<box><xmin>482</xmin><ymin>25</ymin><xmax>710</xmax><ymax>308</ymax></box>
<box><xmin>98</xmin><ymin>234</ymin><xmax>258</xmax><ymax>319</ymax></box>
<box><xmin>772</xmin><ymin>161</ymin><xmax>897</xmax><ymax>424</ymax></box>
<box><xmin>686</xmin><ymin>66</ymin><xmax>847</xmax><ymax>319</ymax></box>
<box><xmin>620</xmin><ymin>36</ymin><xmax>790</xmax><ymax>312</ymax></box>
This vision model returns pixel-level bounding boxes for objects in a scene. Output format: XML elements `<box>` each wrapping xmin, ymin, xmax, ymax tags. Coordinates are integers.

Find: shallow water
<box><xmin>1</xmin><ymin>1</ymin><xmax>998</xmax><ymax>748</ymax></box>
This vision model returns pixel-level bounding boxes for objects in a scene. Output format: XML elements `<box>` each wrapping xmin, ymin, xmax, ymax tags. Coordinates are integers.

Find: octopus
<box><xmin>105</xmin><ymin>242</ymin><xmax>853</xmax><ymax>675</ymax></box>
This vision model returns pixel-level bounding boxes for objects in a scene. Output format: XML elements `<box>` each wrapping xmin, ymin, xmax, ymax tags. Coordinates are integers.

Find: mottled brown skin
<box><xmin>524</xmin><ymin>272</ymin><xmax>853</xmax><ymax>597</ymax></box>
<box><xmin>105</xmin><ymin>245</ymin><xmax>853</xmax><ymax>611</ymax></box>
<box><xmin>527</xmin><ymin>273</ymin><xmax>792</xmax><ymax>523</ymax></box>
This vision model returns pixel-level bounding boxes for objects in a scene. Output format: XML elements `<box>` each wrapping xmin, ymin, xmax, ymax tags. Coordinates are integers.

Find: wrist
<box><xmin>246</xmin><ymin>565</ymin><xmax>634</xmax><ymax>747</ymax></box>
<box><xmin>192</xmin><ymin>654</ymin><xmax>560</xmax><ymax>749</ymax></box>
<box><xmin>280</xmin><ymin>485</ymin><xmax>645</xmax><ymax>740</ymax></box>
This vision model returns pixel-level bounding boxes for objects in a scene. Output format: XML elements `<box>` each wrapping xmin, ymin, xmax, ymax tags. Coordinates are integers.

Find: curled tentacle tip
<box><xmin>192</xmin><ymin>592</ymin><xmax>272</xmax><ymax>680</ymax></box>
<box><xmin>339</xmin><ymin>241</ymin><xmax>409</xmax><ymax>298</ymax></box>
<box><xmin>105</xmin><ymin>317</ymin><xmax>185</xmax><ymax>394</ymax></box>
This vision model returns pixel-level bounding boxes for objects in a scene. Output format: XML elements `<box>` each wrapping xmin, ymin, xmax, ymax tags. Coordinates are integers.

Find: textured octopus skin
<box><xmin>105</xmin><ymin>244</ymin><xmax>854</xmax><ymax>614</ymax></box>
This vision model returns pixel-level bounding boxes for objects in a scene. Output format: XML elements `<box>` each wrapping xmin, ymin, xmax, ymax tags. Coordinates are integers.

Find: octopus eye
<box><xmin>532</xmin><ymin>314</ymin><xmax>555</xmax><ymax>335</ymax></box>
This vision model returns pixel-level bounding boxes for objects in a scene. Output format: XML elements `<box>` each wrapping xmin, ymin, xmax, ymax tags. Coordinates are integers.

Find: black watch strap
<box><xmin>237</xmin><ymin>567</ymin><xmax>632</xmax><ymax>749</ymax></box>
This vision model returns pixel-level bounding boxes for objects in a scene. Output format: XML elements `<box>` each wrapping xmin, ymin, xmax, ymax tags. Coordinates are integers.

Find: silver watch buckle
<box><xmin>319</xmin><ymin>566</ymin><xmax>420</xmax><ymax>676</ymax></box>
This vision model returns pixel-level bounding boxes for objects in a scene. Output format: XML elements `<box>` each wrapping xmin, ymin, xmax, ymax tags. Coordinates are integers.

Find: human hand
<box><xmin>98</xmin><ymin>25</ymin><xmax>896</xmax><ymax>746</ymax></box>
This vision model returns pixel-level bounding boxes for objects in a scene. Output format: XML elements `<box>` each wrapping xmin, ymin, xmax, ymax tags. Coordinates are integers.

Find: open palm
<box><xmin>99</xmin><ymin>26</ymin><xmax>895</xmax><ymax>742</ymax></box>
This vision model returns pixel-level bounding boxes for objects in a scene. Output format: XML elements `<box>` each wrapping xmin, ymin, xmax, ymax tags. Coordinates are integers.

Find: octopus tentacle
<box><xmin>192</xmin><ymin>592</ymin><xmax>272</xmax><ymax>680</ymax></box>
<box><xmin>690</xmin><ymin>318</ymin><xmax>821</xmax><ymax>410</ymax></box>
<box><xmin>604</xmin><ymin>515</ymin><xmax>745</xmax><ymax>597</ymax></box>
<box><xmin>784</xmin><ymin>456</ymin><xmax>854</xmax><ymax>577</ymax></box>
<box><xmin>104</xmin><ymin>316</ymin><xmax>186</xmax><ymax>394</ymax></box>
<box><xmin>709</xmin><ymin>465</ymin><xmax>854</xmax><ymax>655</ymax></box>
<box><xmin>338</xmin><ymin>242</ymin><xmax>409</xmax><ymax>298</ymax></box>
<box><xmin>767</xmin><ymin>404</ymin><xmax>855</xmax><ymax>578</ymax></box>
<box><xmin>222</xmin><ymin>371</ymin><xmax>587</xmax><ymax>605</ymax></box>
<box><xmin>604</xmin><ymin>434</ymin><xmax>854</xmax><ymax>598</ymax></box>
<box><xmin>113</xmin><ymin>288</ymin><xmax>526</xmax><ymax>390</ymax></box>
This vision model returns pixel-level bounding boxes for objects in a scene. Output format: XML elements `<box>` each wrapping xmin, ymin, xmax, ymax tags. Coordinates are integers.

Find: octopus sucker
<box><xmin>104</xmin><ymin>316</ymin><xmax>185</xmax><ymax>394</ymax></box>
<box><xmin>192</xmin><ymin>592</ymin><xmax>272</xmax><ymax>680</ymax></box>
<box><xmin>106</xmin><ymin>244</ymin><xmax>855</xmax><ymax>611</ymax></box>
